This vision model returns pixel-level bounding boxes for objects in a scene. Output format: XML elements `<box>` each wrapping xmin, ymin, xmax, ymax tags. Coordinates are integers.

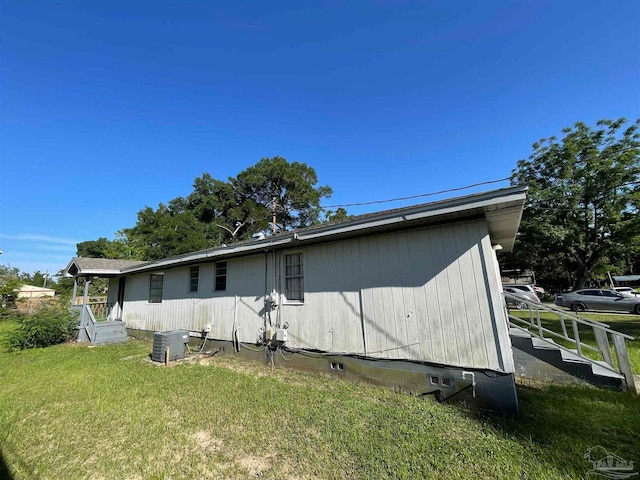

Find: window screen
<box><xmin>215</xmin><ymin>261</ymin><xmax>227</xmax><ymax>291</ymax></box>
<box><xmin>149</xmin><ymin>274</ymin><xmax>163</xmax><ymax>303</ymax></box>
<box><xmin>189</xmin><ymin>266</ymin><xmax>199</xmax><ymax>293</ymax></box>
<box><xmin>285</xmin><ymin>253</ymin><xmax>304</xmax><ymax>302</ymax></box>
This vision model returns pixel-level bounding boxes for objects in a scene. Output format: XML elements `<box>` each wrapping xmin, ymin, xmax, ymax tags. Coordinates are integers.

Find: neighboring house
<box><xmin>15</xmin><ymin>285</ymin><xmax>56</xmax><ymax>298</ymax></box>
<box><xmin>612</xmin><ymin>275</ymin><xmax>640</xmax><ymax>287</ymax></box>
<box><xmin>64</xmin><ymin>186</ymin><xmax>528</xmax><ymax>411</ymax></box>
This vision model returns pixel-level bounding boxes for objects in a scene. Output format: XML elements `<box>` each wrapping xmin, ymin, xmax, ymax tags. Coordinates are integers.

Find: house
<box><xmin>64</xmin><ymin>186</ymin><xmax>529</xmax><ymax>411</ymax></box>
<box><xmin>15</xmin><ymin>285</ymin><xmax>56</xmax><ymax>299</ymax></box>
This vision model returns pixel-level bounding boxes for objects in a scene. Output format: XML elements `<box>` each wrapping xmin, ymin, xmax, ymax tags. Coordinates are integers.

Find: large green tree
<box><xmin>232</xmin><ymin>156</ymin><xmax>333</xmax><ymax>231</ymax></box>
<box><xmin>120</xmin><ymin>204</ymin><xmax>220</xmax><ymax>261</ymax></box>
<box><xmin>511</xmin><ymin>118</ymin><xmax>640</xmax><ymax>290</ymax></box>
<box><xmin>77</xmin><ymin>157</ymin><xmax>336</xmax><ymax>261</ymax></box>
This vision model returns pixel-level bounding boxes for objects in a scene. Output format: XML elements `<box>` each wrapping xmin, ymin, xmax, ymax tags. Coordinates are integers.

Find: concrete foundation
<box><xmin>128</xmin><ymin>328</ymin><xmax>519</xmax><ymax>413</ymax></box>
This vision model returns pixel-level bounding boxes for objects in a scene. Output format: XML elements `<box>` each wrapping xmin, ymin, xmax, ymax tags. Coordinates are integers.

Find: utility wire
<box><xmin>322</xmin><ymin>177</ymin><xmax>512</xmax><ymax>209</ymax></box>
<box><xmin>321</xmin><ymin>174</ymin><xmax>638</xmax><ymax>210</ymax></box>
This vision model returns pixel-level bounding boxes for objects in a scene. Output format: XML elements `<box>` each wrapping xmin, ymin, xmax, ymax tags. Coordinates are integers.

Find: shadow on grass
<box><xmin>0</xmin><ymin>448</ymin><xmax>14</xmax><ymax>480</ymax></box>
<box><xmin>466</xmin><ymin>383</ymin><xmax>640</xmax><ymax>478</ymax></box>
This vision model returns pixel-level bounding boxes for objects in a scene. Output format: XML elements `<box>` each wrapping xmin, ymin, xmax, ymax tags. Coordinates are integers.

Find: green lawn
<box><xmin>1</xmin><ymin>320</ymin><xmax>639</xmax><ymax>479</ymax></box>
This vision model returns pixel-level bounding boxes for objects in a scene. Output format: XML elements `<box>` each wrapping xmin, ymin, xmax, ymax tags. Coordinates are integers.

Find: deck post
<box><xmin>593</xmin><ymin>328</ymin><xmax>614</xmax><ymax>368</ymax></box>
<box><xmin>71</xmin><ymin>277</ymin><xmax>78</xmax><ymax>307</ymax></box>
<box><xmin>612</xmin><ymin>334</ymin><xmax>636</xmax><ymax>393</ymax></box>
<box><xmin>78</xmin><ymin>278</ymin><xmax>91</xmax><ymax>342</ymax></box>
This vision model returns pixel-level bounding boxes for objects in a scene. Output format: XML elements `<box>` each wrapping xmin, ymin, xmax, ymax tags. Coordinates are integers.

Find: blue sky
<box><xmin>1</xmin><ymin>0</ymin><xmax>639</xmax><ymax>276</ymax></box>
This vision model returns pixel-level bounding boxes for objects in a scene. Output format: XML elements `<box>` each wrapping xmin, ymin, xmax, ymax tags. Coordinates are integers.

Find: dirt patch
<box><xmin>193</xmin><ymin>430</ymin><xmax>223</xmax><ymax>452</ymax></box>
<box><xmin>238</xmin><ymin>454</ymin><xmax>273</xmax><ymax>477</ymax></box>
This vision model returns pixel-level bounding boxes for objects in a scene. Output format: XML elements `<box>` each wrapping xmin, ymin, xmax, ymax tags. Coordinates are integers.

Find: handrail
<box><xmin>508</xmin><ymin>314</ymin><xmax>600</xmax><ymax>354</ymax></box>
<box><xmin>89</xmin><ymin>301</ymin><xmax>115</xmax><ymax>321</ymax></box>
<box><xmin>502</xmin><ymin>291</ymin><xmax>636</xmax><ymax>392</ymax></box>
<box><xmin>509</xmin><ymin>322</ymin><xmax>618</xmax><ymax>375</ymax></box>
<box><xmin>503</xmin><ymin>291</ymin><xmax>632</xmax><ymax>339</ymax></box>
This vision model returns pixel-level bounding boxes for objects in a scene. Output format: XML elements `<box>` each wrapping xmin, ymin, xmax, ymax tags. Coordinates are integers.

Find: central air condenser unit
<box><xmin>152</xmin><ymin>330</ymin><xmax>189</xmax><ymax>362</ymax></box>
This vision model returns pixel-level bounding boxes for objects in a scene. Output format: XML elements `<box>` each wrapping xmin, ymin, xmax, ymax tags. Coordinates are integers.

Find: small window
<box><xmin>285</xmin><ymin>253</ymin><xmax>304</xmax><ymax>302</ymax></box>
<box><xmin>189</xmin><ymin>266</ymin><xmax>199</xmax><ymax>293</ymax></box>
<box><xmin>149</xmin><ymin>274</ymin><xmax>163</xmax><ymax>303</ymax></box>
<box><xmin>215</xmin><ymin>261</ymin><xmax>227</xmax><ymax>291</ymax></box>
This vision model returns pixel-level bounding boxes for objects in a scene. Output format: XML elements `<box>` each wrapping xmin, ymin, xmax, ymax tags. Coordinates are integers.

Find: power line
<box><xmin>321</xmin><ymin>177</ymin><xmax>511</xmax><ymax>209</ymax></box>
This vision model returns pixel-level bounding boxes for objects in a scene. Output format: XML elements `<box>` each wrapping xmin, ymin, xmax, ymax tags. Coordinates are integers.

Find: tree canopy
<box><xmin>510</xmin><ymin>118</ymin><xmax>640</xmax><ymax>290</ymax></box>
<box><xmin>76</xmin><ymin>157</ymin><xmax>336</xmax><ymax>261</ymax></box>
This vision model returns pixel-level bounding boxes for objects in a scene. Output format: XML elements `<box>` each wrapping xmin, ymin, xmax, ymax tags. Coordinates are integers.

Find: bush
<box><xmin>6</xmin><ymin>306</ymin><xmax>78</xmax><ymax>351</ymax></box>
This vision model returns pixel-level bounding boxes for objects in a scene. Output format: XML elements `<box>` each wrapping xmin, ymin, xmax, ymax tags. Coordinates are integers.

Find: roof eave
<box><xmin>121</xmin><ymin>185</ymin><xmax>527</xmax><ymax>274</ymax></box>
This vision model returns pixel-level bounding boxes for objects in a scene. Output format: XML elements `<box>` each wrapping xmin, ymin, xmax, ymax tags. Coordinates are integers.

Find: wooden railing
<box><xmin>503</xmin><ymin>291</ymin><xmax>636</xmax><ymax>392</ymax></box>
<box><xmin>72</xmin><ymin>303</ymin><xmax>98</xmax><ymax>343</ymax></box>
<box><xmin>73</xmin><ymin>297</ymin><xmax>115</xmax><ymax>321</ymax></box>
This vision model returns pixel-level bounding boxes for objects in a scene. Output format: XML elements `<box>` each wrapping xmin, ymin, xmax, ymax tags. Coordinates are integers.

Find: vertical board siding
<box><xmin>122</xmin><ymin>256</ymin><xmax>267</xmax><ymax>344</ymax></box>
<box><xmin>107</xmin><ymin>278</ymin><xmax>119</xmax><ymax>305</ymax></box>
<box><xmin>118</xmin><ymin>218</ymin><xmax>510</xmax><ymax>372</ymax></box>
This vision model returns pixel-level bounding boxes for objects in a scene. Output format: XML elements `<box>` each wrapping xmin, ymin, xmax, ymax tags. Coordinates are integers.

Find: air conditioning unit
<box><xmin>152</xmin><ymin>330</ymin><xmax>189</xmax><ymax>362</ymax></box>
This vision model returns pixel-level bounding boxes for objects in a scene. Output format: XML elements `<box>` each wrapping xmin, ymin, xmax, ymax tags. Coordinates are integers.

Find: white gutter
<box><xmin>122</xmin><ymin>236</ymin><xmax>294</xmax><ymax>274</ymax></box>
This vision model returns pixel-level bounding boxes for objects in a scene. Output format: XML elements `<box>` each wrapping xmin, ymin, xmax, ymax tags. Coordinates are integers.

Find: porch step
<box><xmin>93</xmin><ymin>321</ymin><xmax>128</xmax><ymax>346</ymax></box>
<box><xmin>509</xmin><ymin>327</ymin><xmax>624</xmax><ymax>389</ymax></box>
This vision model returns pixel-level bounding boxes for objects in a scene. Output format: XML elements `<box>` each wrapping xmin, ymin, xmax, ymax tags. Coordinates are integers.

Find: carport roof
<box><xmin>64</xmin><ymin>257</ymin><xmax>146</xmax><ymax>277</ymax></box>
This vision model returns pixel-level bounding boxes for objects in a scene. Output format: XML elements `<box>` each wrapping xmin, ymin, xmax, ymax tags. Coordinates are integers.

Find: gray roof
<box><xmin>63</xmin><ymin>186</ymin><xmax>528</xmax><ymax>278</ymax></box>
<box><xmin>613</xmin><ymin>275</ymin><xmax>640</xmax><ymax>282</ymax></box>
<box><xmin>122</xmin><ymin>185</ymin><xmax>528</xmax><ymax>275</ymax></box>
<box><xmin>64</xmin><ymin>257</ymin><xmax>146</xmax><ymax>277</ymax></box>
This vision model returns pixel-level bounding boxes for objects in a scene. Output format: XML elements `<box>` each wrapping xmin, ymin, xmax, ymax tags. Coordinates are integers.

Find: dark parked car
<box><xmin>555</xmin><ymin>288</ymin><xmax>640</xmax><ymax>314</ymax></box>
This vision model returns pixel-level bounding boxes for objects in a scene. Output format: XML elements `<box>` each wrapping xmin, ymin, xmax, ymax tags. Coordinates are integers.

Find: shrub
<box><xmin>6</xmin><ymin>306</ymin><xmax>78</xmax><ymax>351</ymax></box>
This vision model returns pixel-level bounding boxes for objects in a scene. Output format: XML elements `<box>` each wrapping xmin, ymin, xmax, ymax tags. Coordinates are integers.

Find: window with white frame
<box><xmin>285</xmin><ymin>253</ymin><xmax>304</xmax><ymax>302</ymax></box>
<box><xmin>149</xmin><ymin>274</ymin><xmax>163</xmax><ymax>303</ymax></box>
<box><xmin>189</xmin><ymin>266</ymin><xmax>199</xmax><ymax>293</ymax></box>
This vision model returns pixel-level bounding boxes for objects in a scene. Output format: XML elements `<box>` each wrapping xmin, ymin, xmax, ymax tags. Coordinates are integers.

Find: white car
<box><xmin>613</xmin><ymin>287</ymin><xmax>639</xmax><ymax>297</ymax></box>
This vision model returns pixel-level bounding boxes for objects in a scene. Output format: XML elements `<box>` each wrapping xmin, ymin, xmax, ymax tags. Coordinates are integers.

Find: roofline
<box><xmin>63</xmin><ymin>257</ymin><xmax>146</xmax><ymax>278</ymax></box>
<box><xmin>122</xmin><ymin>185</ymin><xmax>527</xmax><ymax>274</ymax></box>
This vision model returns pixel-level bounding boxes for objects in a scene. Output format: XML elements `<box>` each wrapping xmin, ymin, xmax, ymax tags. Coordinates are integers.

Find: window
<box><xmin>149</xmin><ymin>274</ymin><xmax>163</xmax><ymax>303</ymax></box>
<box><xmin>285</xmin><ymin>253</ymin><xmax>304</xmax><ymax>302</ymax></box>
<box><xmin>601</xmin><ymin>290</ymin><xmax>622</xmax><ymax>298</ymax></box>
<box><xmin>189</xmin><ymin>266</ymin><xmax>199</xmax><ymax>293</ymax></box>
<box><xmin>215</xmin><ymin>261</ymin><xmax>227</xmax><ymax>291</ymax></box>
<box><xmin>581</xmin><ymin>290</ymin><xmax>600</xmax><ymax>296</ymax></box>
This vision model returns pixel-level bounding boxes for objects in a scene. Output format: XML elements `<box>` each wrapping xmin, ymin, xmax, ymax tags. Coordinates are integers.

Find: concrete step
<box><xmin>509</xmin><ymin>329</ymin><xmax>624</xmax><ymax>389</ymax></box>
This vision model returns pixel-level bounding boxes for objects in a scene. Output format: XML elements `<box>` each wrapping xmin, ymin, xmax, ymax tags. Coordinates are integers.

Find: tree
<box><xmin>232</xmin><ymin>157</ymin><xmax>333</xmax><ymax>231</ymax></box>
<box><xmin>76</xmin><ymin>238</ymin><xmax>112</xmax><ymax>258</ymax></box>
<box><xmin>324</xmin><ymin>207</ymin><xmax>349</xmax><ymax>222</ymax></box>
<box><xmin>76</xmin><ymin>157</ymin><xmax>339</xmax><ymax>260</ymax></box>
<box><xmin>0</xmin><ymin>265</ymin><xmax>22</xmax><ymax>311</ymax></box>
<box><xmin>511</xmin><ymin>118</ymin><xmax>640</xmax><ymax>290</ymax></box>
<box><xmin>122</xmin><ymin>203</ymin><xmax>224</xmax><ymax>261</ymax></box>
<box><xmin>185</xmin><ymin>173</ymin><xmax>263</xmax><ymax>241</ymax></box>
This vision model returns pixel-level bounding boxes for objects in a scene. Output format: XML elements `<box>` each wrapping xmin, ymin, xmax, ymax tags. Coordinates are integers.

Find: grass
<box><xmin>0</xmin><ymin>320</ymin><xmax>639</xmax><ymax>479</ymax></box>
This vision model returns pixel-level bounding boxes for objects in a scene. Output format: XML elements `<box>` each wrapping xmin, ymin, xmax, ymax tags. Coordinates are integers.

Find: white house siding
<box><xmin>280</xmin><ymin>219</ymin><xmax>508</xmax><ymax>372</ymax></box>
<box><xmin>118</xmin><ymin>218</ymin><xmax>511</xmax><ymax>373</ymax></box>
<box><xmin>107</xmin><ymin>278</ymin><xmax>119</xmax><ymax>305</ymax></box>
<box><xmin>121</xmin><ymin>255</ymin><xmax>268</xmax><ymax>344</ymax></box>
<box><xmin>107</xmin><ymin>278</ymin><xmax>120</xmax><ymax>318</ymax></box>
